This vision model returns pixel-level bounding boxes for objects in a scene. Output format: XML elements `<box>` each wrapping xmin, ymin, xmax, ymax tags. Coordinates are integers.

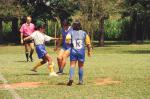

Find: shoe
<box><xmin>31</xmin><ymin>69</ymin><xmax>37</xmax><ymax>72</ymax></box>
<box><xmin>26</xmin><ymin>59</ymin><xmax>29</xmax><ymax>62</ymax></box>
<box><xmin>77</xmin><ymin>81</ymin><xmax>83</xmax><ymax>85</ymax></box>
<box><xmin>67</xmin><ymin>80</ymin><xmax>73</xmax><ymax>86</ymax></box>
<box><xmin>49</xmin><ymin>72</ymin><xmax>58</xmax><ymax>77</ymax></box>
<box><xmin>56</xmin><ymin>71</ymin><xmax>64</xmax><ymax>75</ymax></box>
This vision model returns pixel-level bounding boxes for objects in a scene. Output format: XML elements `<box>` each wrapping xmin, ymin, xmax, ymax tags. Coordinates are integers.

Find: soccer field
<box><xmin>0</xmin><ymin>44</ymin><xmax>150</xmax><ymax>99</ymax></box>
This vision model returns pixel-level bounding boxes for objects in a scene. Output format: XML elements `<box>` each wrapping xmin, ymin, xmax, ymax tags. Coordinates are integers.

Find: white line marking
<box><xmin>0</xmin><ymin>73</ymin><xmax>21</xmax><ymax>99</ymax></box>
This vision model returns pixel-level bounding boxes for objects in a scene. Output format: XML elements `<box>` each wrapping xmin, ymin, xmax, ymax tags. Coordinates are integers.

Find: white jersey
<box><xmin>31</xmin><ymin>31</ymin><xmax>53</xmax><ymax>45</ymax></box>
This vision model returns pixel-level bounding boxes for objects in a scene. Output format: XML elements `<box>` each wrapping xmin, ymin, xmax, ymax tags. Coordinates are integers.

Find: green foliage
<box><xmin>105</xmin><ymin>20</ymin><xmax>122</xmax><ymax>40</ymax></box>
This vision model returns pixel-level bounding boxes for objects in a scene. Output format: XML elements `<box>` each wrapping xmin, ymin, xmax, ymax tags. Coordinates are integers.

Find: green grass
<box><xmin>0</xmin><ymin>44</ymin><xmax>150</xmax><ymax>99</ymax></box>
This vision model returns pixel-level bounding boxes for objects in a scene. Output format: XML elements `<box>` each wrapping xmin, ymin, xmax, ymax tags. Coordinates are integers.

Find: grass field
<box><xmin>0</xmin><ymin>43</ymin><xmax>150</xmax><ymax>99</ymax></box>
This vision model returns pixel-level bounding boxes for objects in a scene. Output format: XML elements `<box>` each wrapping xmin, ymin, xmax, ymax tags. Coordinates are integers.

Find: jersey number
<box><xmin>73</xmin><ymin>40</ymin><xmax>83</xmax><ymax>49</ymax></box>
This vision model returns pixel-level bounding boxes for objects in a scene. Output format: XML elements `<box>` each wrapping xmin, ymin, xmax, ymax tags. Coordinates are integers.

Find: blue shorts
<box><xmin>36</xmin><ymin>45</ymin><xmax>47</xmax><ymax>59</ymax></box>
<box><xmin>62</xmin><ymin>46</ymin><xmax>71</xmax><ymax>52</ymax></box>
<box><xmin>70</xmin><ymin>48</ymin><xmax>85</xmax><ymax>62</ymax></box>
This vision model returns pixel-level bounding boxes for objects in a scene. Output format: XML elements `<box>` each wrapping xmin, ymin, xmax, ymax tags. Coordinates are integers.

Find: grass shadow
<box><xmin>56</xmin><ymin>82</ymin><xmax>66</xmax><ymax>85</ymax></box>
<box><xmin>20</xmin><ymin>73</ymin><xmax>48</xmax><ymax>76</ymax></box>
<box><xmin>123</xmin><ymin>50</ymin><xmax>150</xmax><ymax>54</ymax></box>
<box><xmin>15</xmin><ymin>61</ymin><xmax>27</xmax><ymax>63</ymax></box>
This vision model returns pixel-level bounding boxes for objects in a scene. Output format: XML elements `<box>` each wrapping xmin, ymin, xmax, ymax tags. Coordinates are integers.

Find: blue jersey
<box><xmin>69</xmin><ymin>30</ymin><xmax>87</xmax><ymax>51</ymax></box>
<box><xmin>61</xmin><ymin>26</ymin><xmax>73</xmax><ymax>50</ymax></box>
<box><xmin>69</xmin><ymin>30</ymin><xmax>87</xmax><ymax>62</ymax></box>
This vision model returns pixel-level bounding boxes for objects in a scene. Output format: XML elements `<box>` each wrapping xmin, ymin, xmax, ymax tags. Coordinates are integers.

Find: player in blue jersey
<box><xmin>54</xmin><ymin>19</ymin><xmax>73</xmax><ymax>75</ymax></box>
<box><xmin>66</xmin><ymin>21</ymin><xmax>91</xmax><ymax>86</ymax></box>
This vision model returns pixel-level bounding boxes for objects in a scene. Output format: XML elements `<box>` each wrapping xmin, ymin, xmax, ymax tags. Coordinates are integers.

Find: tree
<box><xmin>121</xmin><ymin>0</ymin><xmax>150</xmax><ymax>43</ymax></box>
<box><xmin>0</xmin><ymin>0</ymin><xmax>26</xmax><ymax>43</ymax></box>
<box><xmin>73</xmin><ymin>0</ymin><xmax>118</xmax><ymax>47</ymax></box>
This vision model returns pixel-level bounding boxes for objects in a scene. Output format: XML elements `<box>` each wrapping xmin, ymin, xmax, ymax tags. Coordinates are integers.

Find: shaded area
<box><xmin>123</xmin><ymin>50</ymin><xmax>150</xmax><ymax>54</ymax></box>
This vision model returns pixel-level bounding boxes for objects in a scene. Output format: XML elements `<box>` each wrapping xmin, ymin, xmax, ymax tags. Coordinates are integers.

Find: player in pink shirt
<box><xmin>20</xmin><ymin>16</ymin><xmax>35</xmax><ymax>62</ymax></box>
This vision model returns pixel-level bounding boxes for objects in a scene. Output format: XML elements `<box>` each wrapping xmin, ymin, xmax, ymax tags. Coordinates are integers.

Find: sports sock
<box><xmin>32</xmin><ymin>61</ymin><xmax>44</xmax><ymax>70</ymax></box>
<box><xmin>25</xmin><ymin>52</ymin><xmax>29</xmax><ymax>61</ymax></box>
<box><xmin>59</xmin><ymin>66</ymin><xmax>63</xmax><ymax>73</ymax></box>
<box><xmin>69</xmin><ymin>67</ymin><xmax>74</xmax><ymax>80</ymax></box>
<box><xmin>78</xmin><ymin>67</ymin><xmax>83</xmax><ymax>82</ymax></box>
<box><xmin>48</xmin><ymin>62</ymin><xmax>54</xmax><ymax>73</ymax></box>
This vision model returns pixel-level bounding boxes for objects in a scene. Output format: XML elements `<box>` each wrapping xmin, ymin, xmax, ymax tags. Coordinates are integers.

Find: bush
<box><xmin>104</xmin><ymin>19</ymin><xmax>122</xmax><ymax>40</ymax></box>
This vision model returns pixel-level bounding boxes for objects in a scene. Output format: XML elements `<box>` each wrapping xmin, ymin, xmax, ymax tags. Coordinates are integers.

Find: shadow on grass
<box><xmin>15</xmin><ymin>61</ymin><xmax>27</xmax><ymax>63</ymax></box>
<box><xmin>56</xmin><ymin>82</ymin><xmax>66</xmax><ymax>85</ymax></box>
<box><xmin>123</xmin><ymin>50</ymin><xmax>150</xmax><ymax>54</ymax></box>
<box><xmin>22</xmin><ymin>73</ymin><xmax>48</xmax><ymax>76</ymax></box>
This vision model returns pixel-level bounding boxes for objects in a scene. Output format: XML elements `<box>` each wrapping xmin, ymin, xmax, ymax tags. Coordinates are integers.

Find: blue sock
<box><xmin>79</xmin><ymin>67</ymin><xmax>83</xmax><ymax>82</ymax></box>
<box><xmin>69</xmin><ymin>67</ymin><xmax>74</xmax><ymax>80</ymax></box>
<box><xmin>59</xmin><ymin>67</ymin><xmax>63</xmax><ymax>73</ymax></box>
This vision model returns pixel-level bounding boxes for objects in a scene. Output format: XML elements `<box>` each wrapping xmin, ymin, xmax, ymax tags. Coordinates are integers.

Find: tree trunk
<box><xmin>131</xmin><ymin>14</ymin><xmax>137</xmax><ymax>43</ymax></box>
<box><xmin>0</xmin><ymin>18</ymin><xmax>3</xmax><ymax>43</ymax></box>
<box><xmin>12</xmin><ymin>17</ymin><xmax>19</xmax><ymax>43</ymax></box>
<box><xmin>99</xmin><ymin>17</ymin><xmax>104</xmax><ymax>47</ymax></box>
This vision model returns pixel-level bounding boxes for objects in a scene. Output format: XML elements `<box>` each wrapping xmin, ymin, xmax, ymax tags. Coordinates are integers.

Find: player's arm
<box><xmin>44</xmin><ymin>35</ymin><xmax>61</xmax><ymax>42</ymax></box>
<box><xmin>54</xmin><ymin>34</ymin><xmax>62</xmax><ymax>51</ymax></box>
<box><xmin>86</xmin><ymin>34</ymin><xmax>92</xmax><ymax>57</ymax></box>
<box><xmin>19</xmin><ymin>25</ymin><xmax>24</xmax><ymax>44</ymax></box>
<box><xmin>20</xmin><ymin>33</ymin><xmax>24</xmax><ymax>44</ymax></box>
<box><xmin>65</xmin><ymin>33</ymin><xmax>71</xmax><ymax>44</ymax></box>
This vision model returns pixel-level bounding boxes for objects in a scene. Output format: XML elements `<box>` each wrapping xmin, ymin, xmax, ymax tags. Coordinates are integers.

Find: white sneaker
<box><xmin>49</xmin><ymin>72</ymin><xmax>58</xmax><ymax>77</ymax></box>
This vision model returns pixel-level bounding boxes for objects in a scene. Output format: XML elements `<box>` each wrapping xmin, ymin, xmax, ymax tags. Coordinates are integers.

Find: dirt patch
<box><xmin>0</xmin><ymin>82</ymin><xmax>45</xmax><ymax>89</ymax></box>
<box><xmin>94</xmin><ymin>78</ymin><xmax>121</xmax><ymax>85</ymax></box>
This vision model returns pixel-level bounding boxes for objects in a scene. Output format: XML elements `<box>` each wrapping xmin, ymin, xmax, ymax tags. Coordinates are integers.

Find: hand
<box><xmin>87</xmin><ymin>51</ymin><xmax>91</xmax><ymax>57</ymax></box>
<box><xmin>21</xmin><ymin>39</ymin><xmax>24</xmax><ymax>44</ymax></box>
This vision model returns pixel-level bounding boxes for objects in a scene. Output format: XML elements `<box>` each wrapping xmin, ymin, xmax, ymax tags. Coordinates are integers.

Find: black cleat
<box><xmin>67</xmin><ymin>80</ymin><xmax>73</xmax><ymax>86</ymax></box>
<box><xmin>56</xmin><ymin>71</ymin><xmax>64</xmax><ymax>75</ymax></box>
<box><xmin>30</xmin><ymin>69</ymin><xmax>37</xmax><ymax>72</ymax></box>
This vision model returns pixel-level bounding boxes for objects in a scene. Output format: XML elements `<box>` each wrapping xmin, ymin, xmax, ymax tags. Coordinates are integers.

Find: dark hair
<box><xmin>61</xmin><ymin>19</ymin><xmax>69</xmax><ymax>26</ymax></box>
<box><xmin>36</xmin><ymin>20</ymin><xmax>46</xmax><ymax>29</ymax></box>
<box><xmin>72</xmin><ymin>20</ymin><xmax>82</xmax><ymax>30</ymax></box>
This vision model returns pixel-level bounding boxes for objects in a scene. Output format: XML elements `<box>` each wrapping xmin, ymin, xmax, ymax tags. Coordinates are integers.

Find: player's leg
<box><xmin>67</xmin><ymin>50</ymin><xmax>77</xmax><ymax>86</ymax></box>
<box><xmin>77</xmin><ymin>50</ymin><xmax>85</xmax><ymax>85</ymax></box>
<box><xmin>57</xmin><ymin>49</ymin><xmax>64</xmax><ymax>73</ymax></box>
<box><xmin>67</xmin><ymin>60</ymin><xmax>76</xmax><ymax>86</ymax></box>
<box><xmin>31</xmin><ymin>57</ymin><xmax>47</xmax><ymax>72</ymax></box>
<box><xmin>78</xmin><ymin>61</ymin><xmax>84</xmax><ymax>85</ymax></box>
<box><xmin>45</xmin><ymin>53</ymin><xmax>58</xmax><ymax>76</ymax></box>
<box><xmin>60</xmin><ymin>50</ymin><xmax>70</xmax><ymax>73</ymax></box>
<box><xmin>24</xmin><ymin>43</ymin><xmax>30</xmax><ymax>62</ymax></box>
<box><xmin>29</xmin><ymin>42</ymin><xmax>34</xmax><ymax>62</ymax></box>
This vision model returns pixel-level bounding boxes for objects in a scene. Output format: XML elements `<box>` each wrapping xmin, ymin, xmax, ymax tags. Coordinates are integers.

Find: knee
<box><xmin>31</xmin><ymin>48</ymin><xmax>34</xmax><ymax>51</ymax></box>
<box><xmin>57</xmin><ymin>56</ymin><xmax>63</xmax><ymax>61</ymax></box>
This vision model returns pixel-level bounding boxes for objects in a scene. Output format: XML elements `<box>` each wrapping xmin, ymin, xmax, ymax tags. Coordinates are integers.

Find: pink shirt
<box><xmin>20</xmin><ymin>23</ymin><xmax>35</xmax><ymax>36</ymax></box>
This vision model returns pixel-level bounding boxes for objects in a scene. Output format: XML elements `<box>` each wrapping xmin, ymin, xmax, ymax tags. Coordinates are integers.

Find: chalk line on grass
<box><xmin>0</xmin><ymin>73</ymin><xmax>21</xmax><ymax>99</ymax></box>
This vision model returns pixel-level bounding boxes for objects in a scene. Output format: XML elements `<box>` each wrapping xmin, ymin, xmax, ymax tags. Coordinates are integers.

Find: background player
<box><xmin>20</xmin><ymin>16</ymin><xmax>35</xmax><ymax>62</ymax></box>
<box><xmin>24</xmin><ymin>20</ymin><xmax>58</xmax><ymax>77</ymax></box>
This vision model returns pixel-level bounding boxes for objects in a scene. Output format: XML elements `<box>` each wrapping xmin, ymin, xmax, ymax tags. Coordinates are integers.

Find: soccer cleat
<box><xmin>77</xmin><ymin>81</ymin><xmax>83</xmax><ymax>85</ymax></box>
<box><xmin>30</xmin><ymin>69</ymin><xmax>37</xmax><ymax>72</ymax></box>
<box><xmin>49</xmin><ymin>72</ymin><xmax>58</xmax><ymax>77</ymax></box>
<box><xmin>67</xmin><ymin>80</ymin><xmax>73</xmax><ymax>86</ymax></box>
<box><xmin>56</xmin><ymin>71</ymin><xmax>64</xmax><ymax>75</ymax></box>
